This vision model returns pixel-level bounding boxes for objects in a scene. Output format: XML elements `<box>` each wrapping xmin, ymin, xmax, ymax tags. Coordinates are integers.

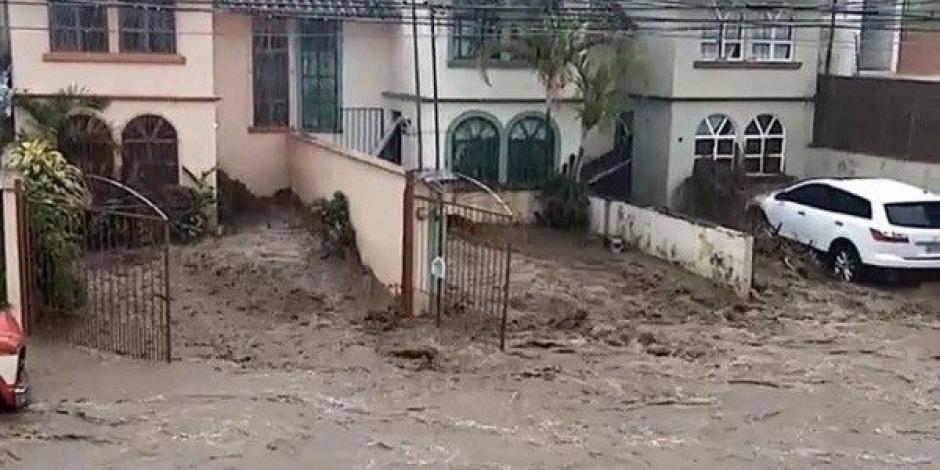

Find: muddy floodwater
<box><xmin>2</xmin><ymin>210</ymin><xmax>939</xmax><ymax>469</ymax></box>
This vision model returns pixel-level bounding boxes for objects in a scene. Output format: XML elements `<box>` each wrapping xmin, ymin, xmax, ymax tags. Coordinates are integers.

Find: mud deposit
<box><xmin>2</xmin><ymin>212</ymin><xmax>939</xmax><ymax>469</ymax></box>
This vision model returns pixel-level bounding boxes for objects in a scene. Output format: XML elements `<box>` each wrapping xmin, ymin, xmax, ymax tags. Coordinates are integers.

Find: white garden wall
<box><xmin>589</xmin><ymin>197</ymin><xmax>754</xmax><ymax>297</ymax></box>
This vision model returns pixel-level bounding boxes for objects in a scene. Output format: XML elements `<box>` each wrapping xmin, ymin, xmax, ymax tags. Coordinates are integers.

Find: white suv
<box><xmin>752</xmin><ymin>178</ymin><xmax>940</xmax><ymax>281</ymax></box>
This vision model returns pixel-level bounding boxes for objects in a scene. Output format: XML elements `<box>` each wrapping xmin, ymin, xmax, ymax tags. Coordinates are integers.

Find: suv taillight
<box><xmin>870</xmin><ymin>228</ymin><xmax>909</xmax><ymax>243</ymax></box>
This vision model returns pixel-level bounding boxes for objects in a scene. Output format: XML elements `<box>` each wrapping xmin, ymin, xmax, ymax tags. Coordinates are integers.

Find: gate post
<box><xmin>401</xmin><ymin>170</ymin><xmax>416</xmax><ymax>316</ymax></box>
<box><xmin>2</xmin><ymin>170</ymin><xmax>25</xmax><ymax>329</ymax></box>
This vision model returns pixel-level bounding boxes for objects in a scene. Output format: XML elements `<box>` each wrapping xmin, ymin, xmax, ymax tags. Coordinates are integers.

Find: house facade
<box><xmin>214</xmin><ymin>0</ymin><xmax>594</xmax><ymax>198</ymax></box>
<box><xmin>622</xmin><ymin>2</ymin><xmax>819</xmax><ymax>208</ymax></box>
<box><xmin>9</xmin><ymin>0</ymin><xmax>218</xmax><ymax>198</ymax></box>
<box><xmin>8</xmin><ymin>0</ymin><xmax>603</xmax><ymax>204</ymax></box>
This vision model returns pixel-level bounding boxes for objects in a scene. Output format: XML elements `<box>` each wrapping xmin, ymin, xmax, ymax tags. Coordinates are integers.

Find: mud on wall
<box><xmin>589</xmin><ymin>197</ymin><xmax>753</xmax><ymax>297</ymax></box>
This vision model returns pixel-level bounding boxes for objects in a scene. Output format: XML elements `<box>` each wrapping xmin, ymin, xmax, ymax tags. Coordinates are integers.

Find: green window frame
<box><xmin>299</xmin><ymin>19</ymin><xmax>341</xmax><ymax>133</ymax></box>
<box><xmin>450</xmin><ymin>115</ymin><xmax>501</xmax><ymax>183</ymax></box>
<box><xmin>507</xmin><ymin>116</ymin><xmax>555</xmax><ymax>187</ymax></box>
<box><xmin>450</xmin><ymin>13</ymin><xmax>500</xmax><ymax>61</ymax></box>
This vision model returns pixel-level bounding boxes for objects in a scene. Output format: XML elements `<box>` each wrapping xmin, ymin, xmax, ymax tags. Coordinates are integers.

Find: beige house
<box><xmin>9</xmin><ymin>0</ymin><xmax>620</xmax><ymax>207</ymax></box>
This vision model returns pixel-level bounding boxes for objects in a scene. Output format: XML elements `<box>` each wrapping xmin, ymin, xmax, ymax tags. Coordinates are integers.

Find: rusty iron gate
<box><xmin>405</xmin><ymin>181</ymin><xmax>514</xmax><ymax>349</ymax></box>
<box><xmin>24</xmin><ymin>175</ymin><xmax>171</xmax><ymax>361</ymax></box>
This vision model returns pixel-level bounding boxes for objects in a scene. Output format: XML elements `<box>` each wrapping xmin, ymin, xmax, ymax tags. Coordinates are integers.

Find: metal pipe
<box><xmin>429</xmin><ymin>2</ymin><xmax>442</xmax><ymax>171</ymax></box>
<box><xmin>410</xmin><ymin>0</ymin><xmax>424</xmax><ymax>169</ymax></box>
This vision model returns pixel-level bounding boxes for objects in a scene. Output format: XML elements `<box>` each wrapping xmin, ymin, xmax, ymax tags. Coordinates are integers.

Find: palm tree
<box><xmin>477</xmin><ymin>16</ymin><xmax>636</xmax><ymax>181</ymax></box>
<box><xmin>15</xmin><ymin>85</ymin><xmax>109</xmax><ymax>148</ymax></box>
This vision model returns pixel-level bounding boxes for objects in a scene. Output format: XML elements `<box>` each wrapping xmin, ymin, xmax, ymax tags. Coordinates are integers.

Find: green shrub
<box><xmin>310</xmin><ymin>192</ymin><xmax>355</xmax><ymax>258</ymax></box>
<box><xmin>7</xmin><ymin>137</ymin><xmax>88</xmax><ymax>309</ymax></box>
<box><xmin>166</xmin><ymin>168</ymin><xmax>216</xmax><ymax>243</ymax></box>
<box><xmin>536</xmin><ymin>173</ymin><xmax>589</xmax><ymax>230</ymax></box>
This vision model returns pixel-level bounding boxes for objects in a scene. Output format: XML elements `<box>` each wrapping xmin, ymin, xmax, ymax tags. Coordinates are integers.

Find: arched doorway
<box><xmin>121</xmin><ymin>114</ymin><xmax>179</xmax><ymax>199</ymax></box>
<box><xmin>59</xmin><ymin>114</ymin><xmax>115</xmax><ymax>178</ymax></box>
<box><xmin>450</xmin><ymin>114</ymin><xmax>501</xmax><ymax>183</ymax></box>
<box><xmin>507</xmin><ymin>114</ymin><xmax>555</xmax><ymax>187</ymax></box>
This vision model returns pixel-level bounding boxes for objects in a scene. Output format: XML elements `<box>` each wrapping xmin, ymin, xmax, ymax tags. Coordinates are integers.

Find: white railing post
<box><xmin>1</xmin><ymin>169</ymin><xmax>23</xmax><ymax>327</ymax></box>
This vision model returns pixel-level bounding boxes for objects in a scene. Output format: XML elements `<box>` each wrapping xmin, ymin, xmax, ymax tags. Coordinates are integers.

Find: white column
<box><xmin>1</xmin><ymin>169</ymin><xmax>23</xmax><ymax>327</ymax></box>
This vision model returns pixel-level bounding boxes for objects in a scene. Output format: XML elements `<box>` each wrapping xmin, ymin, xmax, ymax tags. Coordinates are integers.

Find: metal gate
<box><xmin>404</xmin><ymin>174</ymin><xmax>514</xmax><ymax>349</ymax></box>
<box><xmin>24</xmin><ymin>175</ymin><xmax>171</xmax><ymax>361</ymax></box>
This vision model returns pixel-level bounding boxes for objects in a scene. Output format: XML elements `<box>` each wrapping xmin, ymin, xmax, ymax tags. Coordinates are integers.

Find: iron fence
<box><xmin>25</xmin><ymin>176</ymin><xmax>171</xmax><ymax>361</ymax></box>
<box><xmin>411</xmin><ymin>194</ymin><xmax>513</xmax><ymax>349</ymax></box>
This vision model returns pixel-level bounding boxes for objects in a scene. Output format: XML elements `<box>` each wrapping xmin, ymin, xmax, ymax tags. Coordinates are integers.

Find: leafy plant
<box><xmin>310</xmin><ymin>192</ymin><xmax>356</xmax><ymax>258</ymax></box>
<box><xmin>536</xmin><ymin>173</ymin><xmax>589</xmax><ymax>230</ymax></box>
<box><xmin>15</xmin><ymin>85</ymin><xmax>109</xmax><ymax>147</ymax></box>
<box><xmin>7</xmin><ymin>137</ymin><xmax>88</xmax><ymax>309</ymax></box>
<box><xmin>477</xmin><ymin>16</ymin><xmax>639</xmax><ymax>181</ymax></box>
<box><xmin>165</xmin><ymin>167</ymin><xmax>217</xmax><ymax>243</ymax></box>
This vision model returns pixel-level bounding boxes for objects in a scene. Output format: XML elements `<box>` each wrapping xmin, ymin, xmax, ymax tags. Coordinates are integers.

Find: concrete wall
<box><xmin>288</xmin><ymin>134</ymin><xmax>406</xmax><ymax>290</ymax></box>
<box><xmin>804</xmin><ymin>147</ymin><xmax>940</xmax><ymax>194</ymax></box>
<box><xmin>451</xmin><ymin>190</ymin><xmax>539</xmax><ymax>223</ymax></box>
<box><xmin>629</xmin><ymin>99</ymin><xmax>672</xmax><ymax>207</ymax></box>
<box><xmin>589</xmin><ymin>197</ymin><xmax>753</xmax><ymax>297</ymax></box>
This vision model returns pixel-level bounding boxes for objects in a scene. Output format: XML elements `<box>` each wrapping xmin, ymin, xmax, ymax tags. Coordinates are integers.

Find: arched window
<box><xmin>450</xmin><ymin>115</ymin><xmax>500</xmax><ymax>183</ymax></box>
<box><xmin>121</xmin><ymin>115</ymin><xmax>178</xmax><ymax>198</ymax></box>
<box><xmin>744</xmin><ymin>114</ymin><xmax>784</xmax><ymax>174</ymax></box>
<box><xmin>507</xmin><ymin>115</ymin><xmax>554</xmax><ymax>186</ymax></box>
<box><xmin>694</xmin><ymin>114</ymin><xmax>736</xmax><ymax>168</ymax></box>
<box><xmin>60</xmin><ymin>114</ymin><xmax>115</xmax><ymax>178</ymax></box>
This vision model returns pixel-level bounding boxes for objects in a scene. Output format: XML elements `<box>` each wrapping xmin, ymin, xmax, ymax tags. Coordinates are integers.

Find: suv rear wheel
<box><xmin>830</xmin><ymin>242</ymin><xmax>862</xmax><ymax>282</ymax></box>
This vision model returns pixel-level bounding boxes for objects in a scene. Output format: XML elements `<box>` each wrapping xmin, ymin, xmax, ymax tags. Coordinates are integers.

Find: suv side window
<box><xmin>828</xmin><ymin>188</ymin><xmax>872</xmax><ymax>219</ymax></box>
<box><xmin>784</xmin><ymin>184</ymin><xmax>828</xmax><ymax>209</ymax></box>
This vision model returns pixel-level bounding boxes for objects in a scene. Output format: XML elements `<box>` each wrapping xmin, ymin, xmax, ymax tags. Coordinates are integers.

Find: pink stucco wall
<box><xmin>214</xmin><ymin>12</ymin><xmax>291</xmax><ymax>196</ymax></box>
<box><xmin>8</xmin><ymin>0</ymin><xmax>218</xmax><ymax>186</ymax></box>
<box><xmin>288</xmin><ymin>134</ymin><xmax>406</xmax><ymax>290</ymax></box>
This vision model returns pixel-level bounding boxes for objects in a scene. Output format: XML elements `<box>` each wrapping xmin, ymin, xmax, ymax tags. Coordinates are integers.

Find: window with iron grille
<box><xmin>48</xmin><ymin>0</ymin><xmax>108</xmax><ymax>52</ymax></box>
<box><xmin>449</xmin><ymin>0</ymin><xmax>559</xmax><ymax>63</ymax></box>
<box><xmin>119</xmin><ymin>0</ymin><xmax>176</xmax><ymax>53</ymax></box>
<box><xmin>121</xmin><ymin>114</ymin><xmax>179</xmax><ymax>199</ymax></box>
<box><xmin>252</xmin><ymin>17</ymin><xmax>289</xmax><ymax>128</ymax></box>
<box><xmin>450</xmin><ymin>12</ymin><xmax>501</xmax><ymax>61</ymax></box>
<box><xmin>299</xmin><ymin>19</ymin><xmax>341</xmax><ymax>133</ymax></box>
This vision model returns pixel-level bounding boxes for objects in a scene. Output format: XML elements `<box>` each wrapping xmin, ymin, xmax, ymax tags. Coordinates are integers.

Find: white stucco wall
<box><xmin>629</xmin><ymin>99</ymin><xmax>673</xmax><ymax>207</ymax></box>
<box><xmin>670</xmin><ymin>27</ymin><xmax>819</xmax><ymax>99</ymax></box>
<box><xmin>803</xmin><ymin>148</ymin><xmax>940</xmax><ymax>194</ymax></box>
<box><xmin>628</xmin><ymin>99</ymin><xmax>814</xmax><ymax>208</ymax></box>
<box><xmin>590</xmin><ymin>196</ymin><xmax>754</xmax><ymax>297</ymax></box>
<box><xmin>384</xmin><ymin>98</ymin><xmax>584</xmax><ymax>176</ymax></box>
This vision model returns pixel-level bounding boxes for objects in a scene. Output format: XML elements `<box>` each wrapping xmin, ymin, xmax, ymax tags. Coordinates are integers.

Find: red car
<box><xmin>0</xmin><ymin>311</ymin><xmax>29</xmax><ymax>410</ymax></box>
